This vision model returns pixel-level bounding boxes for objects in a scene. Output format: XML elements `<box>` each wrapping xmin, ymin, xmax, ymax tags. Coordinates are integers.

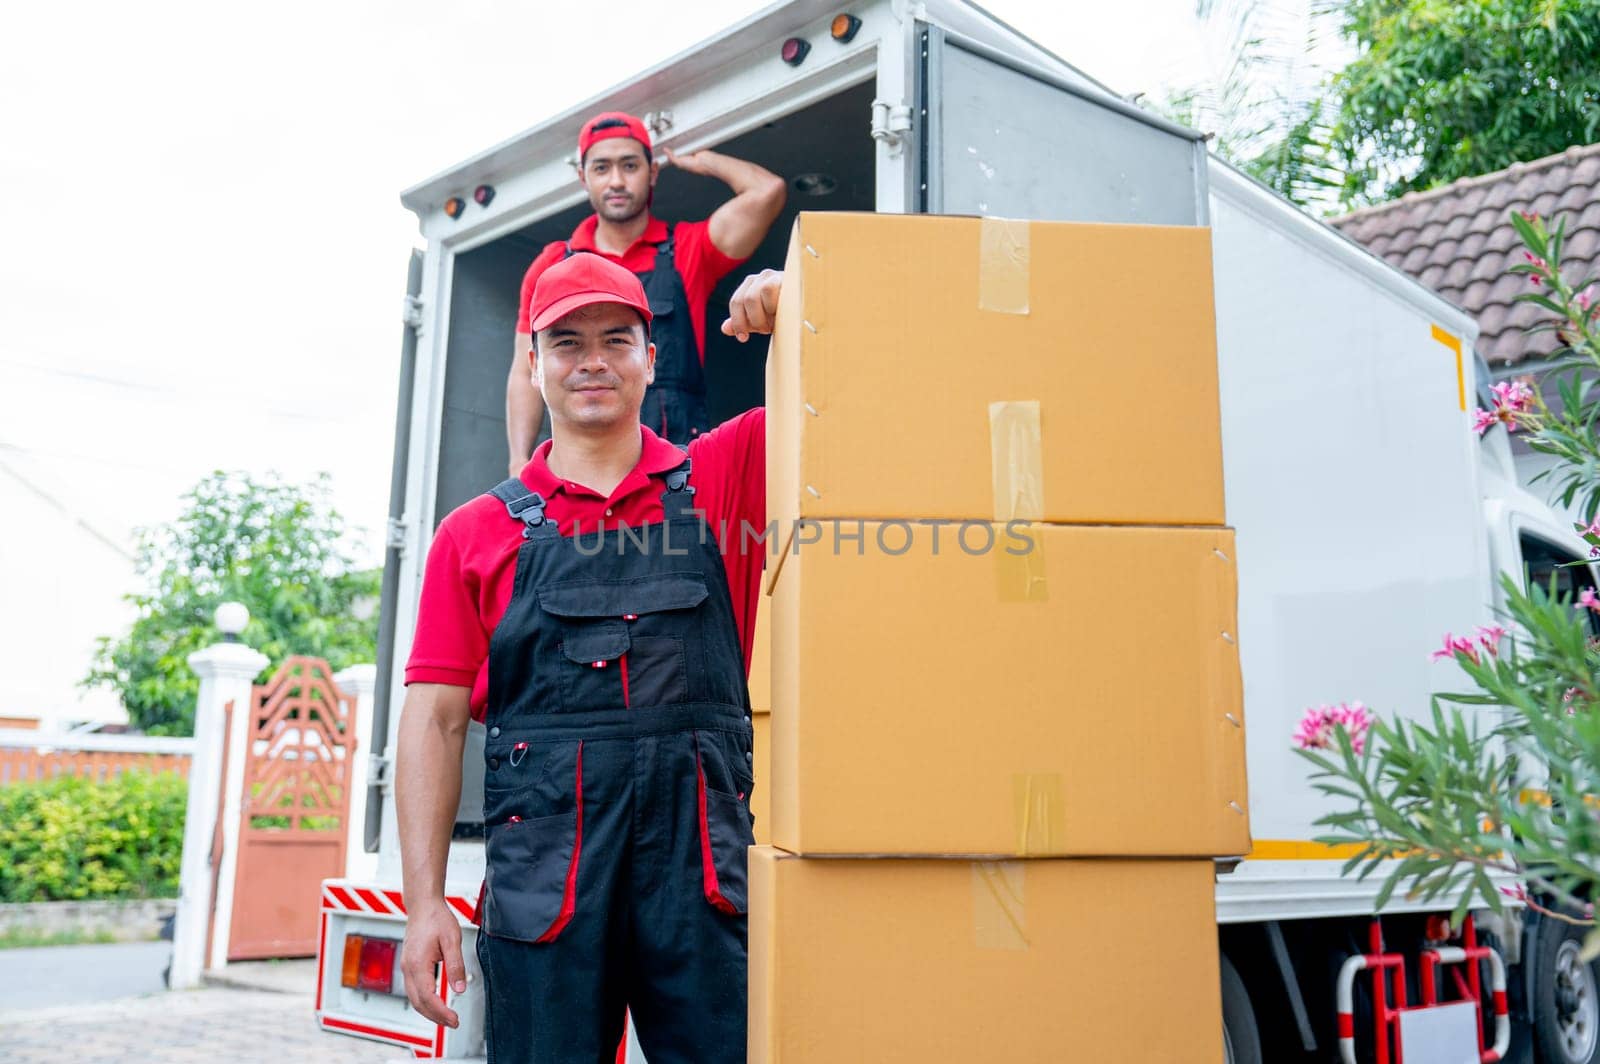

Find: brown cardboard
<box><xmin>751</xmin><ymin>712</ymin><xmax>771</xmax><ymax>847</ymax></box>
<box><xmin>748</xmin><ymin>591</ymin><xmax>771</xmax><ymax>715</ymax></box>
<box><xmin>748</xmin><ymin>847</ymin><xmax>1224</xmax><ymax>1064</ymax></box>
<box><xmin>769</xmin><ymin>521</ymin><xmax>1249</xmax><ymax>857</ymax></box>
<box><xmin>766</xmin><ymin>212</ymin><xmax>1225</xmax><ymax>528</ymax></box>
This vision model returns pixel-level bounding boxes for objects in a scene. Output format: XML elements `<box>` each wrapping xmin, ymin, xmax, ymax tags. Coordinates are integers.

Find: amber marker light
<box><xmin>830</xmin><ymin>14</ymin><xmax>861</xmax><ymax>42</ymax></box>
<box><xmin>340</xmin><ymin>935</ymin><xmax>363</xmax><ymax>988</ymax></box>
<box><xmin>444</xmin><ymin>196</ymin><xmax>466</xmax><ymax>219</ymax></box>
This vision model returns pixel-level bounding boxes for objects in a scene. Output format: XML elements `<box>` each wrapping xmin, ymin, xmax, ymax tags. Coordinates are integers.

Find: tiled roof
<box><xmin>1331</xmin><ymin>143</ymin><xmax>1600</xmax><ymax>366</ymax></box>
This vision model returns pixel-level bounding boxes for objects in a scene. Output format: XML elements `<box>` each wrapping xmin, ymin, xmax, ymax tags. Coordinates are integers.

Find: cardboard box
<box><xmin>766</xmin><ymin>212</ymin><xmax>1225</xmax><ymax>528</ymax></box>
<box><xmin>768</xmin><ymin>521</ymin><xmax>1249</xmax><ymax>857</ymax></box>
<box><xmin>751</xmin><ymin>712</ymin><xmax>770</xmax><ymax>846</ymax></box>
<box><xmin>748</xmin><ymin>847</ymin><xmax>1223</xmax><ymax>1064</ymax></box>
<box><xmin>748</xmin><ymin>591</ymin><xmax>771</xmax><ymax>715</ymax></box>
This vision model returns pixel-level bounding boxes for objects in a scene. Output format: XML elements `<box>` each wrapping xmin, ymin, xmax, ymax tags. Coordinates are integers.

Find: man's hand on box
<box><xmin>721</xmin><ymin>269</ymin><xmax>784</xmax><ymax>343</ymax></box>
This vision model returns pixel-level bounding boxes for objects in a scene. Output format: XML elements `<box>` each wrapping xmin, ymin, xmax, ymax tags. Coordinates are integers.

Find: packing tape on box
<box><xmin>978</xmin><ymin>217</ymin><xmax>1031</xmax><ymax>315</ymax></box>
<box><xmin>1012</xmin><ymin>772</ymin><xmax>1064</xmax><ymax>854</ymax></box>
<box><xmin>988</xmin><ymin>401</ymin><xmax>1044</xmax><ymax>521</ymax></box>
<box><xmin>972</xmin><ymin>861</ymin><xmax>1029</xmax><ymax>950</ymax></box>
<box><xmin>990</xmin><ymin>400</ymin><xmax>1049</xmax><ymax>601</ymax></box>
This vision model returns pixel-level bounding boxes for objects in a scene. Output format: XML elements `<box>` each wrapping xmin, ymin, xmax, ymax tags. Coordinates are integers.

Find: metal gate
<box><xmin>227</xmin><ymin>657</ymin><xmax>357</xmax><ymax>960</ymax></box>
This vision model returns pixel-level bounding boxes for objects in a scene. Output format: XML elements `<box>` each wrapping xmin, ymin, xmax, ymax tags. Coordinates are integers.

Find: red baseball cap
<box><xmin>579</xmin><ymin>111</ymin><xmax>653</xmax><ymax>160</ymax></box>
<box><xmin>529</xmin><ymin>253</ymin><xmax>654</xmax><ymax>333</ymax></box>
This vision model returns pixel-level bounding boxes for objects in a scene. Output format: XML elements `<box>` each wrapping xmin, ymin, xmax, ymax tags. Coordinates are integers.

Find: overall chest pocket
<box><xmin>539</xmin><ymin>572</ymin><xmax>708</xmax><ymax>712</ymax></box>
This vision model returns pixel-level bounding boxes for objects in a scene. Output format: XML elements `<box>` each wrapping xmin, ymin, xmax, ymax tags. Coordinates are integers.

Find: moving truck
<box><xmin>316</xmin><ymin>2</ymin><xmax>1600</xmax><ymax>1060</ymax></box>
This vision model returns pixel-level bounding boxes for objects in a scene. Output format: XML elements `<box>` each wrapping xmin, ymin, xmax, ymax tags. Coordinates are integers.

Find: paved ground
<box><xmin>0</xmin><ymin>952</ymin><xmax>403</xmax><ymax>1063</ymax></box>
<box><xmin>7</xmin><ymin>941</ymin><xmax>170</xmax><ymax>1011</ymax></box>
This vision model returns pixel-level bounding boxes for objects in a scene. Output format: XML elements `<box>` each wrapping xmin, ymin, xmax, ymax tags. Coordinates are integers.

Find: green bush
<box><xmin>0</xmin><ymin>771</ymin><xmax>187</xmax><ymax>903</ymax></box>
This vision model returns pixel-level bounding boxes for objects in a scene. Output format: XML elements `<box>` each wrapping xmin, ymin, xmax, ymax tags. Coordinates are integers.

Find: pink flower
<box><xmin>1579</xmin><ymin>288</ymin><xmax>1593</xmax><ymax>313</ymax></box>
<box><xmin>1293</xmin><ymin>702</ymin><xmax>1375</xmax><ymax>755</ymax></box>
<box><xmin>1431</xmin><ymin>632</ymin><xmax>1480</xmax><ymax>664</ymax></box>
<box><xmin>1473</xmin><ymin>407</ymin><xmax>1498</xmax><ymax>435</ymax></box>
<box><xmin>1476</xmin><ymin>625</ymin><xmax>1508</xmax><ymax>653</ymax></box>
<box><xmin>1583</xmin><ymin>519</ymin><xmax>1600</xmax><ymax>539</ymax></box>
<box><xmin>1491</xmin><ymin>380</ymin><xmax>1535</xmax><ymax>412</ymax></box>
<box><xmin>1500</xmin><ymin>883</ymin><xmax>1531</xmax><ymax>903</ymax></box>
<box><xmin>1582</xmin><ymin>588</ymin><xmax>1600</xmax><ymax>612</ymax></box>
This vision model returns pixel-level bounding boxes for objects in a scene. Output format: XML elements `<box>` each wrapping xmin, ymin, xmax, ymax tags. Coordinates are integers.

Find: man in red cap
<box><xmin>504</xmin><ymin>110</ymin><xmax>786</xmax><ymax>473</ymax></box>
<box><xmin>398</xmin><ymin>251</ymin><xmax>767</xmax><ymax>1062</ymax></box>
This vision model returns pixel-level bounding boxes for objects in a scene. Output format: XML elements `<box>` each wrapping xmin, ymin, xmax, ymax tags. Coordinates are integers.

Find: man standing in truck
<box><xmin>400</xmin><ymin>253</ymin><xmax>773</xmax><ymax>1062</ymax></box>
<box><xmin>504</xmin><ymin>110</ymin><xmax>786</xmax><ymax>474</ymax></box>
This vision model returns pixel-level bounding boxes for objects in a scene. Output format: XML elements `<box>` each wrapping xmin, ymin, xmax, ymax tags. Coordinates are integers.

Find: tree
<box><xmin>1299</xmin><ymin>212</ymin><xmax>1600</xmax><ymax>943</ymax></box>
<box><xmin>1333</xmin><ymin>0</ymin><xmax>1600</xmax><ymax>205</ymax></box>
<box><xmin>86</xmin><ymin>472</ymin><xmax>380</xmax><ymax>736</ymax></box>
<box><xmin>1161</xmin><ymin>0</ymin><xmax>1347</xmax><ymax>211</ymax></box>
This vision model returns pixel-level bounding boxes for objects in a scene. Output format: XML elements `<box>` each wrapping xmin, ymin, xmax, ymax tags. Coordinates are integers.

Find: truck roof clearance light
<box><xmin>473</xmin><ymin>184</ymin><xmax>495</xmax><ymax>208</ymax></box>
<box><xmin>340</xmin><ymin>933</ymin><xmax>405</xmax><ymax>995</ymax></box>
<box><xmin>830</xmin><ymin>14</ymin><xmax>861</xmax><ymax>42</ymax></box>
<box><xmin>444</xmin><ymin>196</ymin><xmax>466</xmax><ymax>220</ymax></box>
<box><xmin>780</xmin><ymin>37</ymin><xmax>810</xmax><ymax>66</ymax></box>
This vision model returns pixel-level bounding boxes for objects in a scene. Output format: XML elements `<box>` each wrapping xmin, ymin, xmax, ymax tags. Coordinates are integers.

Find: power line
<box><xmin>0</xmin><ymin>455</ymin><xmax>135</xmax><ymax>562</ymax></box>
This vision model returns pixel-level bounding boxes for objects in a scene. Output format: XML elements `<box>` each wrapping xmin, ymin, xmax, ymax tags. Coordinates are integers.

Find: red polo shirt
<box><xmin>405</xmin><ymin>408</ymin><xmax>766</xmax><ymax>721</ymax></box>
<box><xmin>515</xmin><ymin>215</ymin><xmax>745</xmax><ymax>361</ymax></box>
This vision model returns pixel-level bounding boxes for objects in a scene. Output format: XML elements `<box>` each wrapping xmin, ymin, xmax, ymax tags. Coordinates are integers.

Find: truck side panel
<box><xmin>1208</xmin><ymin>166</ymin><xmax>1489</xmax><ymax>915</ymax></box>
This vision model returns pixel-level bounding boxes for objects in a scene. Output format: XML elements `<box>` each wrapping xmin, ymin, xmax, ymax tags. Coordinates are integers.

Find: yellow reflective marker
<box><xmin>1431</xmin><ymin>324</ymin><xmax>1467</xmax><ymax>412</ymax></box>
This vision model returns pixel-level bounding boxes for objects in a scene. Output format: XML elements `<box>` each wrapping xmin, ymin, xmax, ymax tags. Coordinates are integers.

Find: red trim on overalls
<box><xmin>537</xmin><ymin>741</ymin><xmax>584</xmax><ymax>942</ymax></box>
<box><xmin>695</xmin><ymin>751</ymin><xmax>737</xmax><ymax>914</ymax></box>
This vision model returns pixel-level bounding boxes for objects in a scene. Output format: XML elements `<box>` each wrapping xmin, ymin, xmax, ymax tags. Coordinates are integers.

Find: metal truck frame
<box><xmin>317</xmin><ymin>2</ymin><xmax>1600</xmax><ymax>1060</ymax></box>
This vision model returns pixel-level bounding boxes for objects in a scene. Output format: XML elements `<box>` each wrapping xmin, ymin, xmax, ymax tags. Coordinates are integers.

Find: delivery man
<box><xmin>505</xmin><ymin>110</ymin><xmax>787</xmax><ymax>473</ymax></box>
<box><xmin>398</xmin><ymin>253</ymin><xmax>781</xmax><ymax>1062</ymax></box>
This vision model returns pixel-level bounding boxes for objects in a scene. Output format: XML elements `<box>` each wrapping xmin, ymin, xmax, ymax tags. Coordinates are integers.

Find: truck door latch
<box><xmin>870</xmin><ymin>99</ymin><xmax>914</xmax><ymax>157</ymax></box>
<box><xmin>401</xmin><ymin>294</ymin><xmax>424</xmax><ymax>331</ymax></box>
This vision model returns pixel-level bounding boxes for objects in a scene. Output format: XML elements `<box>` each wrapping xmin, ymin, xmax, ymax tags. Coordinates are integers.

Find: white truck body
<box><xmin>317</xmin><ymin>0</ymin><xmax>1597</xmax><ymax>1057</ymax></box>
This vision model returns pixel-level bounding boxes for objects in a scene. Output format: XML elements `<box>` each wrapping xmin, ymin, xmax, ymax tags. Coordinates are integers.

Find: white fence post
<box><xmin>334</xmin><ymin>663</ymin><xmax>378</xmax><ymax>882</ymax></box>
<box><xmin>169</xmin><ymin>605</ymin><xmax>267</xmax><ymax>990</ymax></box>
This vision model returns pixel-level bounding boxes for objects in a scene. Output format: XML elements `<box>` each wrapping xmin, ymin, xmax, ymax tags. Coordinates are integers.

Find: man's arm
<box><xmin>664</xmin><ymin>148</ymin><xmax>787</xmax><ymax>260</ymax></box>
<box><xmin>396</xmin><ymin>681</ymin><xmax>472</xmax><ymax>1029</ymax></box>
<box><xmin>506</xmin><ymin>334</ymin><xmax>545</xmax><ymax>476</ymax></box>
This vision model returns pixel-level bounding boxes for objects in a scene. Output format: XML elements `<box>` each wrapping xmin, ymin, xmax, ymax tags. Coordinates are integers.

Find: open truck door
<box><xmin>913</xmin><ymin>23</ymin><xmax>1208</xmax><ymax>225</ymax></box>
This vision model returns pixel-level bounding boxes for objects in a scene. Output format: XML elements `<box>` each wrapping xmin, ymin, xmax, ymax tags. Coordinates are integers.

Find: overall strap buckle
<box><xmin>661</xmin><ymin>454</ymin><xmax>696</xmax><ymax>518</ymax></box>
<box><xmin>488</xmin><ymin>478</ymin><xmax>552</xmax><ymax>539</ymax></box>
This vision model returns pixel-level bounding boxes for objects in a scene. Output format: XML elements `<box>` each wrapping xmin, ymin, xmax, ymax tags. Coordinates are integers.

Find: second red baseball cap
<box><xmin>529</xmin><ymin>253</ymin><xmax>654</xmax><ymax>333</ymax></box>
<box><xmin>579</xmin><ymin>112</ymin><xmax>653</xmax><ymax>159</ymax></box>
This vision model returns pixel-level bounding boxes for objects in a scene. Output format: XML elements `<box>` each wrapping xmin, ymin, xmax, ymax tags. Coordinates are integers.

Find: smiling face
<box><xmin>580</xmin><ymin>136</ymin><xmax>656</xmax><ymax>224</ymax></box>
<box><xmin>534</xmin><ymin>301</ymin><xmax>655</xmax><ymax>431</ymax></box>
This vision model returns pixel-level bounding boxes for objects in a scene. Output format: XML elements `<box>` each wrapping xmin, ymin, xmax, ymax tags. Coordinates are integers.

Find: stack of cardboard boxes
<box><xmin>746</xmin><ymin>213</ymin><xmax>1251</xmax><ymax>1062</ymax></box>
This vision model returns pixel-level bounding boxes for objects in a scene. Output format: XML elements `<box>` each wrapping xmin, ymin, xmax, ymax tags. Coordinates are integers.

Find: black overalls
<box><xmin>563</xmin><ymin>228</ymin><xmax>708</xmax><ymax>444</ymax></box>
<box><xmin>475</xmin><ymin>457</ymin><xmax>755</xmax><ymax>1063</ymax></box>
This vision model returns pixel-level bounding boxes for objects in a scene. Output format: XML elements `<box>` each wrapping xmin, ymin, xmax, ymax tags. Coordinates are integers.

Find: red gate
<box><xmin>228</xmin><ymin>657</ymin><xmax>357</xmax><ymax>960</ymax></box>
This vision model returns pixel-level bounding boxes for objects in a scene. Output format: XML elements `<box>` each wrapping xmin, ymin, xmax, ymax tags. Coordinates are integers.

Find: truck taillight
<box><xmin>340</xmin><ymin>933</ymin><xmax>404</xmax><ymax>995</ymax></box>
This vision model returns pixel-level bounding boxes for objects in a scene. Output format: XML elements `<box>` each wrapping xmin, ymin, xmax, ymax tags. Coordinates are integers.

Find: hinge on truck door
<box><xmin>368</xmin><ymin>751</ymin><xmax>391</xmax><ymax>790</ymax></box>
<box><xmin>401</xmin><ymin>294</ymin><xmax>424</xmax><ymax>331</ymax></box>
<box><xmin>870</xmin><ymin>98</ymin><xmax>913</xmax><ymax>157</ymax></box>
<box><xmin>386</xmin><ymin>516</ymin><xmax>408</xmax><ymax>552</ymax></box>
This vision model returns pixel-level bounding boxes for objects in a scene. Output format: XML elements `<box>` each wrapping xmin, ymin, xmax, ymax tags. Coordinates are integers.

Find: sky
<box><xmin>0</xmin><ymin>0</ymin><xmax>1333</xmax><ymax>723</ymax></box>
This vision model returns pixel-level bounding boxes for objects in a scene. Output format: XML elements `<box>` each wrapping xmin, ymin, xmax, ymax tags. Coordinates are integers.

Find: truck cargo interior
<box><xmin>437</xmin><ymin>80</ymin><xmax>876</xmax><ymax>522</ymax></box>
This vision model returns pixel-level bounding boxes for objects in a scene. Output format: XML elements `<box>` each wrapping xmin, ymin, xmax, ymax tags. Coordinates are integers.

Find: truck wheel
<box><xmin>1221</xmin><ymin>954</ymin><xmax>1263</xmax><ymax>1064</ymax></box>
<box><xmin>1533</xmin><ymin>913</ymin><xmax>1600</xmax><ymax>1064</ymax></box>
